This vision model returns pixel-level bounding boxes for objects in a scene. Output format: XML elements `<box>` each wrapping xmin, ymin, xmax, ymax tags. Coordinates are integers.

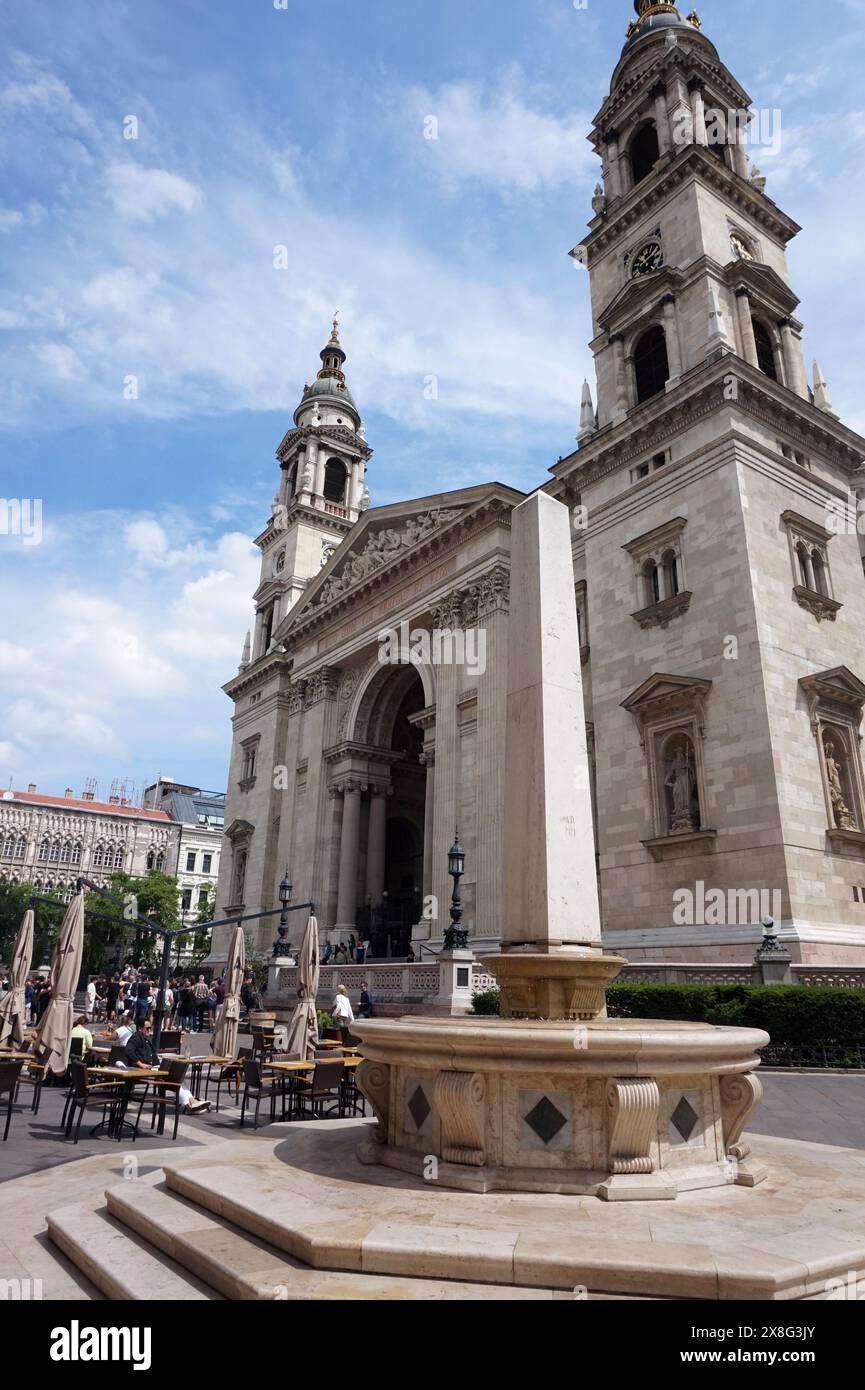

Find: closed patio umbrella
<box><xmin>286</xmin><ymin>914</ymin><xmax>320</xmax><ymax>1061</ymax></box>
<box><xmin>34</xmin><ymin>891</ymin><xmax>85</xmax><ymax>1075</ymax></box>
<box><xmin>211</xmin><ymin>924</ymin><xmax>244</xmax><ymax>1060</ymax></box>
<box><xmin>0</xmin><ymin>908</ymin><xmax>34</xmax><ymax>1048</ymax></box>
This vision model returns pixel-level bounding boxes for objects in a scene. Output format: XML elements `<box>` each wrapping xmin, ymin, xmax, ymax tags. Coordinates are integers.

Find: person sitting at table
<box><xmin>124</xmin><ymin>1020</ymin><xmax>210</xmax><ymax>1114</ymax></box>
<box><xmin>70</xmin><ymin>1014</ymin><xmax>95</xmax><ymax>1062</ymax></box>
<box><xmin>104</xmin><ymin>1013</ymin><xmax>136</xmax><ymax>1048</ymax></box>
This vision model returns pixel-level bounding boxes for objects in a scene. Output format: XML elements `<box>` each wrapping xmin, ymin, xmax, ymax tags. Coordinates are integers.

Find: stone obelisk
<box><xmin>483</xmin><ymin>491</ymin><xmax>624</xmax><ymax>1019</ymax></box>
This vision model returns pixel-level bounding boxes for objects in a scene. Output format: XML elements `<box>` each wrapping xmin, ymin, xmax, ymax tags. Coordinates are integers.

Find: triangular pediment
<box><xmin>800</xmin><ymin>666</ymin><xmax>865</xmax><ymax>708</ymax></box>
<box><xmin>723</xmin><ymin>260</ymin><xmax>799</xmax><ymax>317</ymax></box>
<box><xmin>622</xmin><ymin>672</ymin><xmax>713</xmax><ymax>713</ymax></box>
<box><xmin>279</xmin><ymin>481</ymin><xmax>523</xmax><ymax>637</ymax></box>
<box><xmin>225</xmin><ymin>819</ymin><xmax>254</xmax><ymax>841</ymax></box>
<box><xmin>597</xmin><ymin>266</ymin><xmax>684</xmax><ymax>334</ymax></box>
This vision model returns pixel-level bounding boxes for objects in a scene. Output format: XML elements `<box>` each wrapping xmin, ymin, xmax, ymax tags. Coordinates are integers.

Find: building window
<box><xmin>186</xmin><ymin>851</ymin><xmax>197</xmax><ymax>872</ymax></box>
<box><xmin>92</xmin><ymin>844</ymin><xmax>104</xmax><ymax>867</ymax></box>
<box><xmin>783</xmin><ymin>511</ymin><xmax>841</xmax><ymax>622</ymax></box>
<box><xmin>629</xmin><ymin>121</ymin><xmax>660</xmax><ymax>186</ymax></box>
<box><xmin>38</xmin><ymin>839</ymin><xmax>49</xmax><ymax>862</ymax></box>
<box><xmin>146</xmin><ymin>849</ymin><xmax>155</xmax><ymax>870</ymax></box>
<box><xmin>753</xmin><ymin>319</ymin><xmax>778</xmax><ymax>380</ymax></box>
<box><xmin>1</xmin><ymin>834</ymin><xmax>13</xmax><ymax>857</ymax></box>
<box><xmin>202</xmin><ymin>853</ymin><xmax>213</xmax><ymax>874</ymax></box>
<box><xmin>240</xmin><ymin>737</ymin><xmax>260</xmax><ymax>790</ymax></box>
<box><xmin>624</xmin><ymin>517</ymin><xmax>691</xmax><ymax>628</ymax></box>
<box><xmin>156</xmin><ymin>851</ymin><xmax>165</xmax><ymax>872</ymax></box>
<box><xmin>198</xmin><ymin>887</ymin><xmax>210</xmax><ymax>906</ymax></box>
<box><xmin>60</xmin><ymin>840</ymin><xmax>71</xmax><ymax>862</ymax></box>
<box><xmin>49</xmin><ymin>840</ymin><xmax>60</xmax><ymax>862</ymax></box>
<box><xmin>113</xmin><ymin>848</ymin><xmax>124</xmax><ymax>868</ymax></box>
<box><xmin>323</xmin><ymin>458</ymin><xmax>346</xmax><ymax>504</ymax></box>
<box><xmin>181</xmin><ymin>888</ymin><xmax>192</xmax><ymax>912</ymax></box>
<box><xmin>71</xmin><ymin>842</ymin><xmax>81</xmax><ymax>864</ymax></box>
<box><xmin>633</xmin><ymin>325</ymin><xmax>669</xmax><ymax>403</ymax></box>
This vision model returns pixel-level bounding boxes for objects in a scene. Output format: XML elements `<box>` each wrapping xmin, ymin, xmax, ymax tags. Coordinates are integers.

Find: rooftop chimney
<box><xmin>27</xmin><ymin>783</ymin><xmax>37</xmax><ymax>793</ymax></box>
<box><xmin>65</xmin><ymin>788</ymin><xmax>74</xmax><ymax>798</ymax></box>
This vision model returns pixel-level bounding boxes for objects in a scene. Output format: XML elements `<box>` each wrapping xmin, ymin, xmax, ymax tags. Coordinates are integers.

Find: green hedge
<box><xmin>471</xmin><ymin>982</ymin><xmax>865</xmax><ymax>1044</ymax></box>
<box><xmin>607</xmin><ymin>984</ymin><xmax>865</xmax><ymax>1046</ymax></box>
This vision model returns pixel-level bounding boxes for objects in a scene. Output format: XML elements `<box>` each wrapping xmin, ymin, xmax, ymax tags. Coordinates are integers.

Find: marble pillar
<box><xmin>335</xmin><ymin>782</ymin><xmax>363</xmax><ymax>931</ymax></box>
<box><xmin>736</xmin><ymin>290</ymin><xmax>759</xmax><ymax>367</ymax></box>
<box><xmin>366</xmin><ymin>785</ymin><xmax>388</xmax><ymax>906</ymax></box>
<box><xmin>501</xmin><ymin>492</ymin><xmax>602</xmax><ymax>955</ymax></box>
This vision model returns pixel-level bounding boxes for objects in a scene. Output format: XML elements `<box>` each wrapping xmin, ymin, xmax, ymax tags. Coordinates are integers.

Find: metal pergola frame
<box><xmin>28</xmin><ymin>878</ymin><xmax>315</xmax><ymax>1050</ymax></box>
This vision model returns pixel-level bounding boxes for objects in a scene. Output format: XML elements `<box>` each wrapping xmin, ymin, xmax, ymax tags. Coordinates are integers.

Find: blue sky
<box><xmin>1</xmin><ymin>0</ymin><xmax>864</xmax><ymax>802</ymax></box>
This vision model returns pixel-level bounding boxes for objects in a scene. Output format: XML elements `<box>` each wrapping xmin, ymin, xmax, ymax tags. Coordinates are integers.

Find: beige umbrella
<box><xmin>286</xmin><ymin>914</ymin><xmax>320</xmax><ymax>1061</ymax></box>
<box><xmin>211</xmin><ymin>924</ymin><xmax>245</xmax><ymax>1060</ymax></box>
<box><xmin>0</xmin><ymin>908</ymin><xmax>34</xmax><ymax>1048</ymax></box>
<box><xmin>34</xmin><ymin>891</ymin><xmax>85</xmax><ymax>1075</ymax></box>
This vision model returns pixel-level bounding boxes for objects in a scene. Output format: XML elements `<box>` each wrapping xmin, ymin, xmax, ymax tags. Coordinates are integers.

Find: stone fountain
<box><xmin>354</xmin><ymin>493</ymin><xmax>768</xmax><ymax>1200</ymax></box>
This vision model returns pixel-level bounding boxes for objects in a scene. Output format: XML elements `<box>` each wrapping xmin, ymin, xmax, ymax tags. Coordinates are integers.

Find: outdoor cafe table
<box><xmin>87</xmin><ymin>1065</ymin><xmax>169</xmax><ymax>1138</ymax></box>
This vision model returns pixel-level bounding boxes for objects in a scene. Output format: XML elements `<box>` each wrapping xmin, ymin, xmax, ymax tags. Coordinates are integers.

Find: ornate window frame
<box><xmin>574</xmin><ymin>580</ymin><xmax>590</xmax><ymax>666</ymax></box>
<box><xmin>799</xmin><ymin>667</ymin><xmax>865</xmax><ymax>855</ymax></box>
<box><xmin>238</xmin><ymin>734</ymin><xmax>261</xmax><ymax>793</ymax></box>
<box><xmin>621</xmin><ymin>673</ymin><xmax>716</xmax><ymax>860</ymax></box>
<box><xmin>623</xmin><ymin>517</ymin><xmax>692</xmax><ymax>629</ymax></box>
<box><xmin>224</xmin><ymin>818</ymin><xmax>255</xmax><ymax>912</ymax></box>
<box><xmin>782</xmin><ymin>511</ymin><xmax>842</xmax><ymax>622</ymax></box>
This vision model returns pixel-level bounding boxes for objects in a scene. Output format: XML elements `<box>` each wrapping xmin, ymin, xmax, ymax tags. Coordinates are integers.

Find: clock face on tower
<box><xmin>273</xmin><ymin>548</ymin><xmax>286</xmax><ymax>578</ymax></box>
<box><xmin>730</xmin><ymin>232</ymin><xmax>755</xmax><ymax>262</ymax></box>
<box><xmin>631</xmin><ymin>240</ymin><xmax>663</xmax><ymax>277</ymax></box>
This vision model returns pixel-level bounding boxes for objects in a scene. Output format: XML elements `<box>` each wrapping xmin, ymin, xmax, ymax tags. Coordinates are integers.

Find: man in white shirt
<box><xmin>85</xmin><ymin>979</ymin><xmax>97</xmax><ymax>1021</ymax></box>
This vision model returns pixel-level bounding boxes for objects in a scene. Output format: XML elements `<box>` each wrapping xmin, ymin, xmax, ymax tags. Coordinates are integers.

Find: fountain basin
<box><xmin>353</xmin><ymin>1014</ymin><xmax>769</xmax><ymax>1200</ymax></box>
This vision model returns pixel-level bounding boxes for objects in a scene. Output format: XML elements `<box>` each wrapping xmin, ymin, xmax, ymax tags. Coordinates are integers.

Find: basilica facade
<box><xmin>211</xmin><ymin>1</ymin><xmax>865</xmax><ymax>970</ymax></box>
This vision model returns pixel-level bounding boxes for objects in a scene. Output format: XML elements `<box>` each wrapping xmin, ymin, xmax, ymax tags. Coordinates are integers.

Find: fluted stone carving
<box><xmin>304</xmin><ymin>668</ymin><xmax>339</xmax><ymax>707</ymax></box>
<box><xmin>720</xmin><ymin>1072</ymin><xmax>763</xmax><ymax>1161</ymax></box>
<box><xmin>434</xmin><ymin>1071</ymin><xmax>487</xmax><ymax>1166</ymax></box>
<box><xmin>356</xmin><ymin>1059</ymin><xmax>391</xmax><ymax>1145</ymax></box>
<box><xmin>606</xmin><ymin>1078</ymin><xmax>659</xmax><ymax>1175</ymax></box>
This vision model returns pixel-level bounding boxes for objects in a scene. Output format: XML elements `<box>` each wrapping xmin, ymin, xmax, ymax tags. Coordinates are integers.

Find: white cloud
<box><xmin>106</xmin><ymin>163</ymin><xmax>203</xmax><ymax>221</ymax></box>
<box><xmin>405</xmin><ymin>74</ymin><xmax>593</xmax><ymax>194</ymax></box>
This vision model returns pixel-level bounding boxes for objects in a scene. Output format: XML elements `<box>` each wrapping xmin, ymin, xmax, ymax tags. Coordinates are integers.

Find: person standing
<box><xmin>85</xmin><ymin>977</ymin><xmax>97</xmax><ymax>1022</ymax></box>
<box><xmin>358</xmin><ymin>983</ymin><xmax>373</xmax><ymax>1019</ymax></box>
<box><xmin>192</xmin><ymin>975</ymin><xmax>209</xmax><ymax>1032</ymax></box>
<box><xmin>332</xmin><ymin>984</ymin><xmax>354</xmax><ymax>1044</ymax></box>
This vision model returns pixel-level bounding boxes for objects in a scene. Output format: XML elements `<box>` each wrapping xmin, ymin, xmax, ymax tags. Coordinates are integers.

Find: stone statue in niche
<box><xmin>824</xmin><ymin>739</ymin><xmax>857</xmax><ymax>830</ymax></box>
<box><xmin>664</xmin><ymin>740</ymin><xmax>699</xmax><ymax>834</ymax></box>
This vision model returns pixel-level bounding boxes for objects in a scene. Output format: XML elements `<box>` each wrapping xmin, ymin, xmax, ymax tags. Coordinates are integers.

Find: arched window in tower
<box><xmin>642</xmin><ymin>558</ymin><xmax>661</xmax><ymax>608</ymax></box>
<box><xmin>633</xmin><ymin>325</ymin><xmax>669</xmax><ymax>404</ymax></box>
<box><xmin>662</xmin><ymin>548</ymin><xmax>680</xmax><ymax>598</ymax></box>
<box><xmin>752</xmin><ymin>319</ymin><xmax>778</xmax><ymax>380</ymax></box>
<box><xmin>288</xmin><ymin>460</ymin><xmax>298</xmax><ymax>496</ymax></box>
<box><xmin>629</xmin><ymin>122</ymin><xmax>660</xmax><ymax>187</ymax></box>
<box><xmin>323</xmin><ymin>458</ymin><xmax>347</xmax><ymax>504</ymax></box>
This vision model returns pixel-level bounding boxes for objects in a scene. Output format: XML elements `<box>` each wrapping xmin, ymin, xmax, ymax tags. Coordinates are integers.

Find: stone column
<box><xmin>430</xmin><ymin>596</ymin><xmax>462</xmax><ymax>942</ymax></box>
<box><xmin>365</xmin><ymin>785</ymin><xmax>388</xmax><ymax>906</ymax></box>
<box><xmin>313</xmin><ymin>443</ymin><xmax>326</xmax><ymax>499</ymax></box>
<box><xmin>500</xmin><ymin>493</ymin><xmax>602</xmax><ymax>955</ymax></box>
<box><xmin>650</xmin><ymin>81</ymin><xmax>670</xmax><ymax>155</ymax></box>
<box><xmin>335</xmin><ymin>781</ymin><xmax>364</xmax><ymax>932</ymax></box>
<box><xmin>349</xmin><ymin>459</ymin><xmax>361</xmax><ymax>512</ymax></box>
<box><xmin>474</xmin><ymin>570</ymin><xmax>509</xmax><ymax>942</ymax></box>
<box><xmin>781</xmin><ymin>319</ymin><xmax>809</xmax><ymax>400</ymax></box>
<box><xmin>420</xmin><ymin>749</ymin><xmax>436</xmax><ymax>900</ymax></box>
<box><xmin>611</xmin><ymin>334</ymin><xmax>628</xmax><ymax>418</ymax></box>
<box><xmin>688</xmin><ymin>78</ymin><xmax>707</xmax><ymax>146</ymax></box>
<box><xmin>661</xmin><ymin>295</ymin><xmax>683</xmax><ymax>382</ymax></box>
<box><xmin>602</xmin><ymin>129</ymin><xmax>622</xmax><ymax>199</ymax></box>
<box><xmin>735</xmin><ymin>289</ymin><xmax>759</xmax><ymax>367</ymax></box>
<box><xmin>730</xmin><ymin>110</ymin><xmax>749</xmax><ymax>177</ymax></box>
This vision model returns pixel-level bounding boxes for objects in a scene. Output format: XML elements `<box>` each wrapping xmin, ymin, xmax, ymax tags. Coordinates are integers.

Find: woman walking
<box><xmin>332</xmin><ymin>984</ymin><xmax>354</xmax><ymax>1045</ymax></box>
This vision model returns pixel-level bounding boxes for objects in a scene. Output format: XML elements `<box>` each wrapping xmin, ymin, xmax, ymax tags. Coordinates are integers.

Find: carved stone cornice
<box><xmin>621</xmin><ymin>672</ymin><xmax>713</xmax><ymax>747</ymax></box>
<box><xmin>288</xmin><ymin>680</ymin><xmax>307</xmax><ymax>715</ymax></box>
<box><xmin>793</xmin><ymin>586</ymin><xmax>842</xmax><ymax>623</ymax></box>
<box><xmin>275</xmin><ymin>421</ymin><xmax>373</xmax><ymax>464</ymax></box>
<box><xmin>632</xmin><ymin>590</ymin><xmax>693</xmax><ymax>630</ymax></box>
<box><xmin>799</xmin><ymin>668</ymin><xmax>865</xmax><ymax>735</ymax></box>
<box><xmin>431</xmin><ymin>565</ymin><xmax>510</xmax><ymax>629</ymax></box>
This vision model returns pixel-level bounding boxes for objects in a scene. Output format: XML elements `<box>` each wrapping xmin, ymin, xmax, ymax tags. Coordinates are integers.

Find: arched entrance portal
<box><xmin>345</xmin><ymin>662</ymin><xmax>430</xmax><ymax>959</ymax></box>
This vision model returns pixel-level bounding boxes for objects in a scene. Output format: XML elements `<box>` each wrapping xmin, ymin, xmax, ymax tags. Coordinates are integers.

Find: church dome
<box><xmin>305</xmin><ymin>375</ymin><xmax>357</xmax><ymax>409</ymax></box>
<box><xmin>621</xmin><ymin>3</ymin><xmax>699</xmax><ymax>56</ymax></box>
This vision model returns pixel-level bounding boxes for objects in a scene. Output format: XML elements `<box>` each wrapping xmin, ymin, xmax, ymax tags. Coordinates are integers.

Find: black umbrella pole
<box><xmin>153</xmin><ymin>934</ymin><xmax>172</xmax><ymax>1051</ymax></box>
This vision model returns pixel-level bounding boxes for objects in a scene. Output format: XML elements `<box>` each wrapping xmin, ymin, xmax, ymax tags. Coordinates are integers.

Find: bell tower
<box><xmin>551</xmin><ymin>2</ymin><xmax>865</xmax><ymax>967</ymax></box>
<box><xmin>247</xmin><ymin>321</ymin><xmax>373</xmax><ymax>664</ymax></box>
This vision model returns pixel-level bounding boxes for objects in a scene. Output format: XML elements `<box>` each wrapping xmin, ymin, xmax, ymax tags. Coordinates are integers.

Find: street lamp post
<box><xmin>273</xmin><ymin>869</ymin><xmax>294</xmax><ymax>959</ymax></box>
<box><xmin>443</xmin><ymin>830</ymin><xmax>467</xmax><ymax>951</ymax></box>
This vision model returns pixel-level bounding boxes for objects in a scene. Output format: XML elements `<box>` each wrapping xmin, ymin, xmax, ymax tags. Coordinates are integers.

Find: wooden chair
<box><xmin>294</xmin><ymin>1060</ymin><xmax>346</xmax><ymax>1121</ymax></box>
<box><xmin>132</xmin><ymin>1058</ymin><xmax>189</xmax><ymax>1141</ymax></box>
<box><xmin>0</xmin><ymin>1059</ymin><xmax>24</xmax><ymax>1141</ymax></box>
<box><xmin>64</xmin><ymin>1061</ymin><xmax>127</xmax><ymax>1144</ymax></box>
<box><xmin>14</xmin><ymin>1047</ymin><xmax>48</xmax><ymax>1116</ymax></box>
<box><xmin>239</xmin><ymin>1057</ymin><xmax>281</xmax><ymax>1130</ymax></box>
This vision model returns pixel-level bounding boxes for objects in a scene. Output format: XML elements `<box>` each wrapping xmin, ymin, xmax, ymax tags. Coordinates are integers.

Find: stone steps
<box><xmin>99</xmin><ymin>1182</ymin><xmax>553</xmax><ymax>1299</ymax></box>
<box><xmin>47</xmin><ymin>1203</ymin><xmax>220</xmax><ymax>1301</ymax></box>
